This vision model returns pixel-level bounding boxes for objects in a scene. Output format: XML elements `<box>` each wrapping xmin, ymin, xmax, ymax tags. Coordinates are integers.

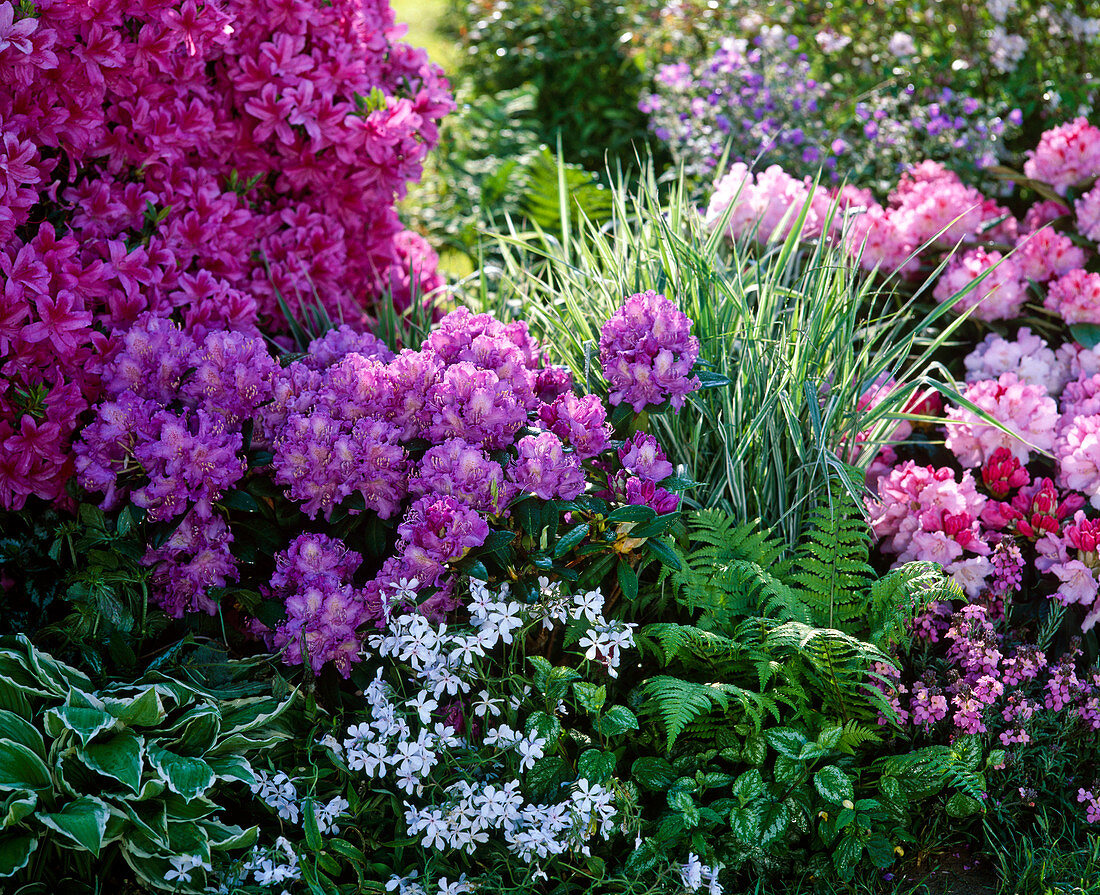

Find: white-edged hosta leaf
<box><xmin>101</xmin><ymin>688</ymin><xmax>165</xmax><ymax>728</ymax></box>
<box><xmin>0</xmin><ymin>710</ymin><xmax>45</xmax><ymax>759</ymax></box>
<box><xmin>205</xmin><ymin>754</ymin><xmax>254</xmax><ymax>786</ymax></box>
<box><xmin>79</xmin><ymin>730</ymin><xmax>144</xmax><ymax>794</ymax></box>
<box><xmin>0</xmin><ymin>833</ymin><xmax>37</xmax><ymax>877</ymax></box>
<box><xmin>43</xmin><ymin>705</ymin><xmax>116</xmax><ymax>746</ymax></box>
<box><xmin>146</xmin><ymin>744</ymin><xmax>214</xmax><ymax>801</ymax></box>
<box><xmin>0</xmin><ymin>792</ymin><xmax>36</xmax><ymax>830</ymax></box>
<box><xmin>38</xmin><ymin>796</ymin><xmax>110</xmax><ymax>856</ymax></box>
<box><xmin>0</xmin><ymin>740</ymin><xmax>52</xmax><ymax>791</ymax></box>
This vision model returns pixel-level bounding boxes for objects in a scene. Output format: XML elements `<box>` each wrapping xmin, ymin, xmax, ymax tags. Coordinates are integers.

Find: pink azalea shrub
<box><xmin>0</xmin><ymin>0</ymin><xmax>455</xmax><ymax>512</ymax></box>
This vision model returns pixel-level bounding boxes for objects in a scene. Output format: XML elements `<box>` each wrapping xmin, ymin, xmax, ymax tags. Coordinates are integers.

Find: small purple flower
<box><xmin>508</xmin><ymin>432</ymin><xmax>586</xmax><ymax>501</ymax></box>
<box><xmin>599</xmin><ymin>291</ymin><xmax>701</xmax><ymax>413</ymax></box>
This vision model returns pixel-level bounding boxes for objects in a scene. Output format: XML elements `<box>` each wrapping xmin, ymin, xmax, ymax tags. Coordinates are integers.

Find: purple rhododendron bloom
<box><xmin>539</xmin><ymin>392</ymin><xmax>612</xmax><ymax>459</ymax></box>
<box><xmin>599</xmin><ymin>290</ymin><xmax>701</xmax><ymax>412</ymax></box>
<box><xmin>508</xmin><ymin>432</ymin><xmax>586</xmax><ymax>501</ymax></box>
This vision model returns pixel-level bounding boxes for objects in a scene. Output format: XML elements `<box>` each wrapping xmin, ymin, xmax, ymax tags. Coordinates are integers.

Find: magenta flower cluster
<box><xmin>599</xmin><ymin>290</ymin><xmax>701</xmax><ymax>413</ymax></box>
<box><xmin>0</xmin><ymin>0</ymin><xmax>454</xmax><ymax>512</ymax></box>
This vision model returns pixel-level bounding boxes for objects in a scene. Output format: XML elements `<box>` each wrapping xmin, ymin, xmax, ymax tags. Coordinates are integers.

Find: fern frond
<box><xmin>869</xmin><ymin>561</ymin><xmax>963</xmax><ymax>649</ymax></box>
<box><xmin>636</xmin><ymin>676</ymin><xmax>775</xmax><ymax>750</ymax></box>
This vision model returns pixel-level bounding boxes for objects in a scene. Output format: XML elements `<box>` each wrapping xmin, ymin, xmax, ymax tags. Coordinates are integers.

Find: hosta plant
<box><xmin>0</xmin><ymin>634</ymin><xmax>298</xmax><ymax>892</ymax></box>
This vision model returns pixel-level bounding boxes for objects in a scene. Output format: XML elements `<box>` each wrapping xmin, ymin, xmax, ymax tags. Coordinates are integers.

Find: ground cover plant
<box><xmin>2</xmin><ymin>0</ymin><xmax>1100</xmax><ymax>892</ymax></box>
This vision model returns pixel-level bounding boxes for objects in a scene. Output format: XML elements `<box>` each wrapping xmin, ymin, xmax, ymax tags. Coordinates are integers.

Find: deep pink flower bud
<box><xmin>981</xmin><ymin>447</ymin><xmax>1030</xmax><ymax>500</ymax></box>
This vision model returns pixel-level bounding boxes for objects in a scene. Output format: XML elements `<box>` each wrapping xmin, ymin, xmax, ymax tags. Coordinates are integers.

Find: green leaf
<box><xmin>946</xmin><ymin>791</ymin><xmax>984</xmax><ymax>818</ymax></box>
<box><xmin>758</xmin><ymin>801</ymin><xmax>790</xmax><ymax>845</ymax></box>
<box><xmin>0</xmin><ymin>834</ymin><xmax>37</xmax><ymax>877</ymax></box>
<box><xmin>0</xmin><ymin>711</ymin><xmax>44</xmax><ymax>759</ymax></box>
<box><xmin>731</xmin><ymin>769</ymin><xmax>765</xmax><ymax>802</ymax></box>
<box><xmin>79</xmin><ymin>730</ymin><xmax>143</xmax><ymax>795</ymax></box>
<box><xmin>0</xmin><ymin>740</ymin><xmax>51</xmax><ymax>791</ymax></box>
<box><xmin>1070</xmin><ymin>323</ymin><xmax>1100</xmax><ymax>349</ymax></box>
<box><xmin>573</xmin><ymin>682</ymin><xmax>606</xmax><ymax>715</ymax></box>
<box><xmin>645</xmin><ymin>536</ymin><xmax>681</xmax><ymax>570</ymax></box>
<box><xmin>577</xmin><ymin>749</ymin><xmax>616</xmax><ymax>784</ymax></box>
<box><xmin>303</xmin><ymin>798</ymin><xmax>322</xmax><ymax>852</ymax></box>
<box><xmin>813</xmin><ymin>766</ymin><xmax>854</xmax><ymax>805</ymax></box>
<box><xmin>606</xmin><ymin>505</ymin><xmax>656</xmax><ymax>523</ymax></box>
<box><xmin>0</xmin><ymin>792</ymin><xmax>35</xmax><ymax>830</ymax></box>
<box><xmin>833</xmin><ymin>832</ymin><xmax>864</xmax><ymax>880</ymax></box>
<box><xmin>729</xmin><ymin>804</ymin><xmax>762</xmax><ymax>842</ymax></box>
<box><xmin>102</xmin><ymin>687</ymin><xmax>165</xmax><ymax>727</ymax></box>
<box><xmin>205</xmin><ymin>754</ymin><xmax>255</xmax><ymax>786</ymax></box>
<box><xmin>554</xmin><ymin>522</ymin><xmax>590</xmax><ymax>557</ymax></box>
<box><xmin>631</xmin><ymin>757</ymin><xmax>675</xmax><ymax>791</ymax></box>
<box><xmin>43</xmin><ymin>704</ymin><xmax>116</xmax><ymax>746</ymax></box>
<box><xmin>593</xmin><ymin>705</ymin><xmax>639</xmax><ymax>738</ymax></box>
<box><xmin>617</xmin><ymin>560</ymin><xmax>639</xmax><ymax>601</ymax></box>
<box><xmin>39</xmin><ymin>796</ymin><xmax>110</xmax><ymax>856</ymax></box>
<box><xmin>162</xmin><ymin>705</ymin><xmax>222</xmax><ymax>756</ymax></box>
<box><xmin>742</xmin><ymin>735</ymin><xmax>767</xmax><ymax>766</ymax></box>
<box><xmin>146</xmin><ymin>744</ymin><xmax>215</xmax><ymax>801</ymax></box>
<box><xmin>765</xmin><ymin>727</ymin><xmax>808</xmax><ymax>758</ymax></box>
<box><xmin>526</xmin><ymin>755</ymin><xmax>568</xmax><ymax>802</ymax></box>
<box><xmin>630</xmin><ymin>512</ymin><xmax>680</xmax><ymax>539</ymax></box>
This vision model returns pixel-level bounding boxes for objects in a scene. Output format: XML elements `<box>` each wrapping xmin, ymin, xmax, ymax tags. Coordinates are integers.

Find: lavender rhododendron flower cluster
<box><xmin>599</xmin><ymin>290</ymin><xmax>701</xmax><ymax>412</ymax></box>
<box><xmin>69</xmin><ymin>299</ymin><xmax>699</xmax><ymax>677</ymax></box>
<box><xmin>0</xmin><ymin>0</ymin><xmax>454</xmax><ymax>512</ymax></box>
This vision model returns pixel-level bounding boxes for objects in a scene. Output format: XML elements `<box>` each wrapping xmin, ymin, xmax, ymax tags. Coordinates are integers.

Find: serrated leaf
<box><xmin>813</xmin><ymin>766</ymin><xmax>854</xmax><ymax>804</ymax></box>
<box><xmin>573</xmin><ymin>682</ymin><xmax>606</xmax><ymax>715</ymax></box>
<box><xmin>729</xmin><ymin>804</ymin><xmax>761</xmax><ymax>842</ymax></box>
<box><xmin>731</xmin><ymin>769</ymin><xmax>765</xmax><ymax>802</ymax></box>
<box><xmin>577</xmin><ymin>749</ymin><xmax>615</xmax><ymax>784</ymax></box>
<box><xmin>631</xmin><ymin>757</ymin><xmax>675</xmax><ymax>791</ymax></box>
<box><xmin>593</xmin><ymin>705</ymin><xmax>638</xmax><ymax>737</ymax></box>
<box><xmin>765</xmin><ymin>727</ymin><xmax>808</xmax><ymax>758</ymax></box>
<box><xmin>758</xmin><ymin>801</ymin><xmax>789</xmax><ymax>845</ymax></box>
<box><xmin>946</xmin><ymin>791</ymin><xmax>983</xmax><ymax>818</ymax></box>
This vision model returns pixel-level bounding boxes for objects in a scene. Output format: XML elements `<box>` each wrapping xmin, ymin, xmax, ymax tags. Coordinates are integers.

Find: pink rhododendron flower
<box><xmin>1075</xmin><ymin>178</ymin><xmax>1100</xmax><ymax>241</ymax></box>
<box><xmin>1023</xmin><ymin>117</ymin><xmax>1100</xmax><ymax>193</ymax></box>
<box><xmin>933</xmin><ymin>248</ymin><xmax>1028</xmax><ymax>321</ymax></box>
<box><xmin>1045</xmin><ymin>269</ymin><xmax>1100</xmax><ymax>326</ymax></box>
<box><xmin>944</xmin><ymin>373</ymin><xmax>1058</xmax><ymax>468</ymax></box>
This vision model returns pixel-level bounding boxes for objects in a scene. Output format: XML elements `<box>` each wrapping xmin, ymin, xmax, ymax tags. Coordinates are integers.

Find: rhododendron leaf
<box><xmin>1071</xmin><ymin>323</ymin><xmax>1100</xmax><ymax>349</ymax></box>
<box><xmin>645</xmin><ymin>537</ymin><xmax>681</xmax><ymax>571</ymax></box>
<box><xmin>577</xmin><ymin>749</ymin><xmax>616</xmax><ymax>784</ymax></box>
<box><xmin>617</xmin><ymin>560</ymin><xmax>639</xmax><ymax>601</ymax></box>
<box><xmin>554</xmin><ymin>522</ymin><xmax>589</xmax><ymax>557</ymax></box>
<box><xmin>39</xmin><ymin>796</ymin><xmax>110</xmax><ymax>856</ymax></box>
<box><xmin>606</xmin><ymin>505</ymin><xmax>656</xmax><ymax>524</ymax></box>
<box><xmin>695</xmin><ymin>369</ymin><xmax>732</xmax><ymax>390</ymax></box>
<box><xmin>609</xmin><ymin>402</ymin><xmax>634</xmax><ymax>429</ymax></box>
<box><xmin>466</xmin><ymin>560</ymin><xmax>490</xmax><ymax>581</ymax></box>
<box><xmin>79</xmin><ymin>731</ymin><xmax>143</xmax><ymax>794</ymax></box>
<box><xmin>658</xmin><ymin>474</ymin><xmax>703</xmax><ymax>493</ymax></box>
<box><xmin>0</xmin><ymin>834</ymin><xmax>37</xmax><ymax>878</ymax></box>
<box><xmin>631</xmin><ymin>512</ymin><xmax>680</xmax><ymax>539</ymax></box>
<box><xmin>219</xmin><ymin>489</ymin><xmax>259</xmax><ymax>513</ymax></box>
